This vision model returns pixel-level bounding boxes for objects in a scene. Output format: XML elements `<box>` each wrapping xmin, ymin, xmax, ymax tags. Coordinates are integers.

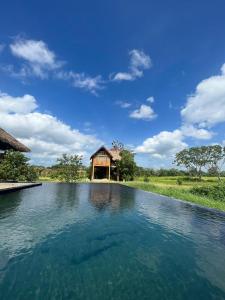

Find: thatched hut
<box><xmin>0</xmin><ymin>128</ymin><xmax>30</xmax><ymax>153</ymax></box>
<box><xmin>90</xmin><ymin>146</ymin><xmax>121</xmax><ymax>181</ymax></box>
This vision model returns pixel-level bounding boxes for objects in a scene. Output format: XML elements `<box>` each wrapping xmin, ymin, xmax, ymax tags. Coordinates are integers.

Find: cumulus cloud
<box><xmin>130</xmin><ymin>104</ymin><xmax>157</xmax><ymax>121</ymax></box>
<box><xmin>136</xmin><ymin>130</ymin><xmax>187</xmax><ymax>159</ymax></box>
<box><xmin>181</xmin><ymin>63</ymin><xmax>225</xmax><ymax>128</ymax></box>
<box><xmin>112</xmin><ymin>49</ymin><xmax>152</xmax><ymax>81</ymax></box>
<box><xmin>0</xmin><ymin>92</ymin><xmax>102</xmax><ymax>164</ymax></box>
<box><xmin>10</xmin><ymin>38</ymin><xmax>63</xmax><ymax>79</ymax></box>
<box><xmin>0</xmin><ymin>92</ymin><xmax>38</xmax><ymax>114</ymax></box>
<box><xmin>180</xmin><ymin>125</ymin><xmax>213</xmax><ymax>140</ymax></box>
<box><xmin>115</xmin><ymin>100</ymin><xmax>131</xmax><ymax>108</ymax></box>
<box><xmin>146</xmin><ymin>96</ymin><xmax>154</xmax><ymax>103</ymax></box>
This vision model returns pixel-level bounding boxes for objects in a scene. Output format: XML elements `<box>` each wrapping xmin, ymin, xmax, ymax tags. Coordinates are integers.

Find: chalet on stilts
<box><xmin>90</xmin><ymin>146</ymin><xmax>121</xmax><ymax>181</ymax></box>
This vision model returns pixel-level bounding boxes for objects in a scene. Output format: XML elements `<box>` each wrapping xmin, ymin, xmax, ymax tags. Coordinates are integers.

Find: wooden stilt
<box><xmin>91</xmin><ymin>163</ymin><xmax>94</xmax><ymax>180</ymax></box>
<box><xmin>109</xmin><ymin>161</ymin><xmax>111</xmax><ymax>181</ymax></box>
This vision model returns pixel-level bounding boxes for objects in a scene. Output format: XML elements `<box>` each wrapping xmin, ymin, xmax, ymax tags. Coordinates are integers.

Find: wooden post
<box><xmin>108</xmin><ymin>161</ymin><xmax>111</xmax><ymax>181</ymax></box>
<box><xmin>91</xmin><ymin>162</ymin><xmax>95</xmax><ymax>180</ymax></box>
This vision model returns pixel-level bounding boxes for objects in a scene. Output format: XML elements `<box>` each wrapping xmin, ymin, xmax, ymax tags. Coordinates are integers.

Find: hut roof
<box><xmin>90</xmin><ymin>146</ymin><xmax>113</xmax><ymax>159</ymax></box>
<box><xmin>90</xmin><ymin>146</ymin><xmax>121</xmax><ymax>161</ymax></box>
<box><xmin>0</xmin><ymin>128</ymin><xmax>30</xmax><ymax>152</ymax></box>
<box><xmin>109</xmin><ymin>148</ymin><xmax>121</xmax><ymax>161</ymax></box>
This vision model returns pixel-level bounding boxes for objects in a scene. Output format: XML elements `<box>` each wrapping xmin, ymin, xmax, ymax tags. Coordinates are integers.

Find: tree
<box><xmin>112</xmin><ymin>140</ymin><xmax>124</xmax><ymax>151</ymax></box>
<box><xmin>0</xmin><ymin>150</ymin><xmax>38</xmax><ymax>182</ymax></box>
<box><xmin>174</xmin><ymin>146</ymin><xmax>211</xmax><ymax>179</ymax></box>
<box><xmin>206</xmin><ymin>145</ymin><xmax>225</xmax><ymax>181</ymax></box>
<box><xmin>117</xmin><ymin>149</ymin><xmax>137</xmax><ymax>181</ymax></box>
<box><xmin>53</xmin><ymin>154</ymin><xmax>83</xmax><ymax>182</ymax></box>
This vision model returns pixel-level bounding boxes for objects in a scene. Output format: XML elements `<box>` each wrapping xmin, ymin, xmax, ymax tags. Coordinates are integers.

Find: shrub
<box><xmin>190</xmin><ymin>184</ymin><xmax>225</xmax><ymax>202</ymax></box>
<box><xmin>143</xmin><ymin>175</ymin><xmax>150</xmax><ymax>182</ymax></box>
<box><xmin>176</xmin><ymin>178</ymin><xmax>183</xmax><ymax>185</ymax></box>
<box><xmin>0</xmin><ymin>150</ymin><xmax>38</xmax><ymax>182</ymax></box>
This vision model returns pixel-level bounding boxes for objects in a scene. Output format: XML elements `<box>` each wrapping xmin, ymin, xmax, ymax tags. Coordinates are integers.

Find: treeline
<box><xmin>1</xmin><ymin>144</ymin><xmax>225</xmax><ymax>183</ymax></box>
<box><xmin>135</xmin><ymin>167</ymin><xmax>225</xmax><ymax>178</ymax></box>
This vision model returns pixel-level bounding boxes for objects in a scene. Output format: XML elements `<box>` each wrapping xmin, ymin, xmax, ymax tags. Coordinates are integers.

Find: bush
<box><xmin>190</xmin><ymin>184</ymin><xmax>225</xmax><ymax>202</ymax></box>
<box><xmin>181</xmin><ymin>177</ymin><xmax>202</xmax><ymax>182</ymax></box>
<box><xmin>0</xmin><ymin>150</ymin><xmax>38</xmax><ymax>182</ymax></box>
<box><xmin>176</xmin><ymin>178</ymin><xmax>183</xmax><ymax>185</ymax></box>
<box><xmin>143</xmin><ymin>174</ymin><xmax>150</xmax><ymax>182</ymax></box>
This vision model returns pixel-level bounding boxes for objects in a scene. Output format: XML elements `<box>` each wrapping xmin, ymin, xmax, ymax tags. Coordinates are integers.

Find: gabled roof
<box><xmin>90</xmin><ymin>145</ymin><xmax>121</xmax><ymax>161</ymax></box>
<box><xmin>0</xmin><ymin>128</ymin><xmax>30</xmax><ymax>152</ymax></box>
<box><xmin>90</xmin><ymin>146</ymin><xmax>113</xmax><ymax>159</ymax></box>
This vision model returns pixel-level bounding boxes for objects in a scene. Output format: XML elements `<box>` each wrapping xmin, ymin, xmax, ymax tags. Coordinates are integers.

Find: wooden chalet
<box><xmin>0</xmin><ymin>128</ymin><xmax>30</xmax><ymax>153</ymax></box>
<box><xmin>90</xmin><ymin>146</ymin><xmax>121</xmax><ymax>181</ymax></box>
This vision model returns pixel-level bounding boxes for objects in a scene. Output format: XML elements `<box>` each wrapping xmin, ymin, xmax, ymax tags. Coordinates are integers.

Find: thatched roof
<box><xmin>90</xmin><ymin>146</ymin><xmax>113</xmax><ymax>159</ymax></box>
<box><xmin>0</xmin><ymin>128</ymin><xmax>30</xmax><ymax>152</ymax></box>
<box><xmin>90</xmin><ymin>146</ymin><xmax>121</xmax><ymax>161</ymax></box>
<box><xmin>109</xmin><ymin>149</ymin><xmax>121</xmax><ymax>161</ymax></box>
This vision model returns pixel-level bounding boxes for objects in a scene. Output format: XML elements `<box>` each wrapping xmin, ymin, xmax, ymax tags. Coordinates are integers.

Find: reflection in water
<box><xmin>0</xmin><ymin>183</ymin><xmax>225</xmax><ymax>300</ymax></box>
<box><xmin>89</xmin><ymin>183</ymin><xmax>135</xmax><ymax>211</ymax></box>
<box><xmin>0</xmin><ymin>192</ymin><xmax>22</xmax><ymax>220</ymax></box>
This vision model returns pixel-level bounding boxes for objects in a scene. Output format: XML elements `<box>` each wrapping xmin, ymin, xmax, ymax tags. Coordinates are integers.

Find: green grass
<box><xmin>39</xmin><ymin>176</ymin><xmax>90</xmax><ymax>183</ymax></box>
<box><xmin>124</xmin><ymin>177</ymin><xmax>225</xmax><ymax>212</ymax></box>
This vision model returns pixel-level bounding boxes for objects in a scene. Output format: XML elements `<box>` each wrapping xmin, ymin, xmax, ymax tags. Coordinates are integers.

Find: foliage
<box><xmin>190</xmin><ymin>184</ymin><xmax>225</xmax><ymax>202</ymax></box>
<box><xmin>134</xmin><ymin>167</ymin><xmax>188</xmax><ymax>178</ymax></box>
<box><xmin>143</xmin><ymin>173</ymin><xmax>150</xmax><ymax>182</ymax></box>
<box><xmin>206</xmin><ymin>145</ymin><xmax>225</xmax><ymax>180</ymax></box>
<box><xmin>52</xmin><ymin>154</ymin><xmax>83</xmax><ymax>182</ymax></box>
<box><xmin>176</xmin><ymin>178</ymin><xmax>183</xmax><ymax>185</ymax></box>
<box><xmin>174</xmin><ymin>146</ymin><xmax>209</xmax><ymax>179</ymax></box>
<box><xmin>112</xmin><ymin>140</ymin><xmax>124</xmax><ymax>151</ymax></box>
<box><xmin>0</xmin><ymin>150</ymin><xmax>38</xmax><ymax>182</ymax></box>
<box><xmin>174</xmin><ymin>145</ymin><xmax>225</xmax><ymax>180</ymax></box>
<box><xmin>117</xmin><ymin>149</ymin><xmax>137</xmax><ymax>181</ymax></box>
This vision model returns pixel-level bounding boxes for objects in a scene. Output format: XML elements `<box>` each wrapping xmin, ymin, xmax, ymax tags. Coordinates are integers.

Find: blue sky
<box><xmin>0</xmin><ymin>0</ymin><xmax>225</xmax><ymax>167</ymax></box>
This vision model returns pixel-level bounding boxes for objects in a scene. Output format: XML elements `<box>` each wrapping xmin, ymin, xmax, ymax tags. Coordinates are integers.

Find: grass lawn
<box><xmin>124</xmin><ymin>176</ymin><xmax>225</xmax><ymax>212</ymax></box>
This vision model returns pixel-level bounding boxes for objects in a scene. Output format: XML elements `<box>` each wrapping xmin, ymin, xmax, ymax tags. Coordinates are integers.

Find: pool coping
<box><xmin>117</xmin><ymin>182</ymin><xmax>225</xmax><ymax>216</ymax></box>
<box><xmin>0</xmin><ymin>182</ymin><xmax>42</xmax><ymax>194</ymax></box>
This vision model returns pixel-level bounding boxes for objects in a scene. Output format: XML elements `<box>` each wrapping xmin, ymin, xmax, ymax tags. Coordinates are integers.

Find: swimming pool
<box><xmin>0</xmin><ymin>183</ymin><xmax>225</xmax><ymax>299</ymax></box>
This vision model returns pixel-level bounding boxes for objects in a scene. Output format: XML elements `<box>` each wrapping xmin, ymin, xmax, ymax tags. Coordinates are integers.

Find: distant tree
<box><xmin>206</xmin><ymin>145</ymin><xmax>225</xmax><ymax>181</ymax></box>
<box><xmin>112</xmin><ymin>140</ymin><xmax>124</xmax><ymax>151</ymax></box>
<box><xmin>117</xmin><ymin>149</ymin><xmax>137</xmax><ymax>181</ymax></box>
<box><xmin>174</xmin><ymin>146</ymin><xmax>211</xmax><ymax>180</ymax></box>
<box><xmin>53</xmin><ymin>154</ymin><xmax>83</xmax><ymax>182</ymax></box>
<box><xmin>0</xmin><ymin>150</ymin><xmax>38</xmax><ymax>182</ymax></box>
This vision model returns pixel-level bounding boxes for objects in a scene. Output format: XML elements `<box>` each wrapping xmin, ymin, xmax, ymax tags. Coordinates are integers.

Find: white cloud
<box><xmin>115</xmin><ymin>100</ymin><xmax>131</xmax><ymax>108</ymax></box>
<box><xmin>181</xmin><ymin>63</ymin><xmax>225</xmax><ymax>128</ymax></box>
<box><xmin>146</xmin><ymin>96</ymin><xmax>154</xmax><ymax>103</ymax></box>
<box><xmin>0</xmin><ymin>92</ymin><xmax>102</xmax><ymax>164</ymax></box>
<box><xmin>130</xmin><ymin>104</ymin><xmax>157</xmax><ymax>121</ymax></box>
<box><xmin>136</xmin><ymin>130</ymin><xmax>187</xmax><ymax>159</ymax></box>
<box><xmin>54</xmin><ymin>70</ymin><xmax>104</xmax><ymax>95</ymax></box>
<box><xmin>181</xmin><ymin>125</ymin><xmax>213</xmax><ymax>140</ymax></box>
<box><xmin>5</xmin><ymin>38</ymin><xmax>103</xmax><ymax>94</ymax></box>
<box><xmin>0</xmin><ymin>92</ymin><xmax>38</xmax><ymax>114</ymax></box>
<box><xmin>68</xmin><ymin>72</ymin><xmax>104</xmax><ymax>95</ymax></box>
<box><xmin>112</xmin><ymin>49</ymin><xmax>152</xmax><ymax>81</ymax></box>
<box><xmin>10</xmin><ymin>38</ymin><xmax>63</xmax><ymax>79</ymax></box>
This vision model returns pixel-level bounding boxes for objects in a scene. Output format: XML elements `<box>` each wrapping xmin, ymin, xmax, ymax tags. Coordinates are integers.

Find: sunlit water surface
<box><xmin>0</xmin><ymin>183</ymin><xmax>225</xmax><ymax>300</ymax></box>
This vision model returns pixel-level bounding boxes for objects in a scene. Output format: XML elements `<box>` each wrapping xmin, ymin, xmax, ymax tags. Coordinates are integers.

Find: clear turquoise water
<box><xmin>0</xmin><ymin>183</ymin><xmax>225</xmax><ymax>300</ymax></box>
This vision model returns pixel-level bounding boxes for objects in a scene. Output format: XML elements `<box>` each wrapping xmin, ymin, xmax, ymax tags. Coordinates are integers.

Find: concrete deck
<box><xmin>0</xmin><ymin>182</ymin><xmax>42</xmax><ymax>193</ymax></box>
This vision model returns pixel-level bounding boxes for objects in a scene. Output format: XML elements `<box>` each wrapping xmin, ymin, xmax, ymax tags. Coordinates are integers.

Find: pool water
<box><xmin>0</xmin><ymin>183</ymin><xmax>225</xmax><ymax>300</ymax></box>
